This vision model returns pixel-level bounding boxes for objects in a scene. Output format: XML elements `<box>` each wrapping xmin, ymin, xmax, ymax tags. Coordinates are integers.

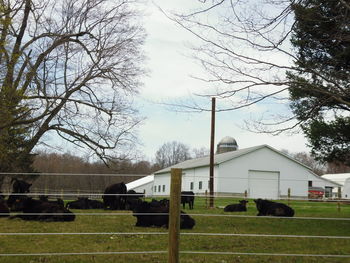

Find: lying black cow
<box><xmin>125</xmin><ymin>190</ymin><xmax>144</xmax><ymax>210</ymax></box>
<box><xmin>103</xmin><ymin>182</ymin><xmax>127</xmax><ymax>210</ymax></box>
<box><xmin>0</xmin><ymin>198</ymin><xmax>10</xmax><ymax>217</ymax></box>
<box><xmin>224</xmin><ymin>200</ymin><xmax>248</xmax><ymax>212</ymax></box>
<box><xmin>133</xmin><ymin>200</ymin><xmax>195</xmax><ymax>229</ymax></box>
<box><xmin>39</xmin><ymin>196</ymin><xmax>64</xmax><ymax>207</ymax></box>
<box><xmin>11</xmin><ymin>178</ymin><xmax>32</xmax><ymax>193</ymax></box>
<box><xmin>254</xmin><ymin>198</ymin><xmax>294</xmax><ymax>217</ymax></box>
<box><xmin>7</xmin><ymin>194</ymin><xmax>28</xmax><ymax>211</ymax></box>
<box><xmin>13</xmin><ymin>198</ymin><xmax>75</xmax><ymax>221</ymax></box>
<box><xmin>150</xmin><ymin>198</ymin><xmax>169</xmax><ymax>208</ymax></box>
<box><xmin>66</xmin><ymin>197</ymin><xmax>104</xmax><ymax>209</ymax></box>
<box><xmin>181</xmin><ymin>191</ymin><xmax>195</xmax><ymax>210</ymax></box>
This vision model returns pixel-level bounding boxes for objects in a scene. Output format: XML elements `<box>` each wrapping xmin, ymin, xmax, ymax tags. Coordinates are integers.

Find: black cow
<box><xmin>150</xmin><ymin>198</ymin><xmax>169</xmax><ymax>208</ymax></box>
<box><xmin>0</xmin><ymin>198</ymin><xmax>10</xmax><ymax>217</ymax></box>
<box><xmin>13</xmin><ymin>198</ymin><xmax>75</xmax><ymax>221</ymax></box>
<box><xmin>103</xmin><ymin>182</ymin><xmax>127</xmax><ymax>210</ymax></box>
<box><xmin>11</xmin><ymin>178</ymin><xmax>32</xmax><ymax>193</ymax></box>
<box><xmin>181</xmin><ymin>191</ymin><xmax>195</xmax><ymax>210</ymax></box>
<box><xmin>224</xmin><ymin>200</ymin><xmax>248</xmax><ymax>212</ymax></box>
<box><xmin>133</xmin><ymin>200</ymin><xmax>195</xmax><ymax>229</ymax></box>
<box><xmin>66</xmin><ymin>197</ymin><xmax>104</xmax><ymax>209</ymax></box>
<box><xmin>125</xmin><ymin>190</ymin><xmax>144</xmax><ymax>210</ymax></box>
<box><xmin>39</xmin><ymin>196</ymin><xmax>64</xmax><ymax>207</ymax></box>
<box><xmin>7</xmin><ymin>194</ymin><xmax>28</xmax><ymax>211</ymax></box>
<box><xmin>254</xmin><ymin>198</ymin><xmax>294</xmax><ymax>217</ymax></box>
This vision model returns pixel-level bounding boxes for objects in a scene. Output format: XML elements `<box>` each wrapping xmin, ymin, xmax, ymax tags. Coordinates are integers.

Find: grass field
<box><xmin>1</xmin><ymin>198</ymin><xmax>350</xmax><ymax>263</ymax></box>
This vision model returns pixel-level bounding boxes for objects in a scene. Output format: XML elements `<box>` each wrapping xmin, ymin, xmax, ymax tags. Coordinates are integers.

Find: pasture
<box><xmin>1</xmin><ymin>198</ymin><xmax>350</xmax><ymax>263</ymax></box>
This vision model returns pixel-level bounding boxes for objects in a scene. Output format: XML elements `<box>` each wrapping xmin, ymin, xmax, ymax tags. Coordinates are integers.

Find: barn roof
<box><xmin>126</xmin><ymin>175</ymin><xmax>154</xmax><ymax>190</ymax></box>
<box><xmin>154</xmin><ymin>144</ymin><xmax>311</xmax><ymax>175</ymax></box>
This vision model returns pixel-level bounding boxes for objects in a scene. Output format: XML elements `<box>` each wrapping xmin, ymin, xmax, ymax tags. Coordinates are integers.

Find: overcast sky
<box><xmin>136</xmin><ymin>1</ymin><xmax>310</xmax><ymax>161</ymax></box>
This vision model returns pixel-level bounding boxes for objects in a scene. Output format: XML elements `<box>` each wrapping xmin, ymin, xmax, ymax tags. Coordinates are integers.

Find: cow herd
<box><xmin>0</xmin><ymin>178</ymin><xmax>295</xmax><ymax>230</ymax></box>
<box><xmin>224</xmin><ymin>199</ymin><xmax>295</xmax><ymax>217</ymax></box>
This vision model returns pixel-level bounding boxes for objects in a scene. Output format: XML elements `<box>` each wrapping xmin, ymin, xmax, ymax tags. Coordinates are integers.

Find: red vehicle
<box><xmin>308</xmin><ymin>187</ymin><xmax>325</xmax><ymax>199</ymax></box>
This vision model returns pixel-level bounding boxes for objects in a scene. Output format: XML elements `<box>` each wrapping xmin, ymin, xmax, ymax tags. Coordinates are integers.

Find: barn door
<box><xmin>248</xmin><ymin>170</ymin><xmax>279</xmax><ymax>199</ymax></box>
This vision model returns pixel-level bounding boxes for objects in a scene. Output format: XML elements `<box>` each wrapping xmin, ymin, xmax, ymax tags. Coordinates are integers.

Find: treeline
<box><xmin>282</xmin><ymin>150</ymin><xmax>350</xmax><ymax>175</ymax></box>
<box><xmin>1</xmin><ymin>152</ymin><xmax>162</xmax><ymax>195</ymax></box>
<box><xmin>33</xmin><ymin>151</ymin><xmax>160</xmax><ymax>175</ymax></box>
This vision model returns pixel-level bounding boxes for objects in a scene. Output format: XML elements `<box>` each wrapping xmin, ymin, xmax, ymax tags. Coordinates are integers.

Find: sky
<box><xmin>135</xmin><ymin>1</ymin><xmax>310</xmax><ymax>161</ymax></box>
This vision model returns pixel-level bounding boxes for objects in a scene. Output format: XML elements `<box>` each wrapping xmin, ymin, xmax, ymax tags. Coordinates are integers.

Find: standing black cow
<box><xmin>254</xmin><ymin>198</ymin><xmax>294</xmax><ymax>217</ymax></box>
<box><xmin>181</xmin><ymin>191</ymin><xmax>195</xmax><ymax>209</ymax></box>
<box><xmin>103</xmin><ymin>182</ymin><xmax>127</xmax><ymax>210</ymax></box>
<box><xmin>224</xmin><ymin>200</ymin><xmax>248</xmax><ymax>212</ymax></box>
<box><xmin>11</xmin><ymin>178</ymin><xmax>32</xmax><ymax>193</ymax></box>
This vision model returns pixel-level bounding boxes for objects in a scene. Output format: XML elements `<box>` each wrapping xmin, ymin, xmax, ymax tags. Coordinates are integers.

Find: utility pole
<box><xmin>209</xmin><ymin>97</ymin><xmax>216</xmax><ymax>208</ymax></box>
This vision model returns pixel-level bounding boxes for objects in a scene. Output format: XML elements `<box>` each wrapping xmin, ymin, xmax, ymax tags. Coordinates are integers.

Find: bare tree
<box><xmin>0</xmin><ymin>0</ymin><xmax>146</xmax><ymax>171</ymax></box>
<box><xmin>155</xmin><ymin>141</ymin><xmax>191</xmax><ymax>169</ymax></box>
<box><xmin>281</xmin><ymin>149</ymin><xmax>326</xmax><ymax>175</ymax></box>
<box><xmin>161</xmin><ymin>0</ymin><xmax>350</xmax><ymax>135</ymax></box>
<box><xmin>192</xmin><ymin>146</ymin><xmax>209</xmax><ymax>158</ymax></box>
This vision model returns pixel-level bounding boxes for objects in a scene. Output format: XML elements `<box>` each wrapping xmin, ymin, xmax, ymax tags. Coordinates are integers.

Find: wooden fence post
<box><xmin>205</xmin><ymin>190</ymin><xmax>208</xmax><ymax>208</ymax></box>
<box><xmin>338</xmin><ymin>187</ymin><xmax>342</xmax><ymax>199</ymax></box>
<box><xmin>288</xmin><ymin>188</ymin><xmax>291</xmax><ymax>206</ymax></box>
<box><xmin>168</xmin><ymin>168</ymin><xmax>182</xmax><ymax>263</ymax></box>
<box><xmin>337</xmin><ymin>187</ymin><xmax>342</xmax><ymax>212</ymax></box>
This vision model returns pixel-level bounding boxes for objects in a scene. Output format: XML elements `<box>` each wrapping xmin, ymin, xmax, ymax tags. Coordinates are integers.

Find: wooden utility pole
<box><xmin>168</xmin><ymin>168</ymin><xmax>182</xmax><ymax>263</ymax></box>
<box><xmin>209</xmin><ymin>97</ymin><xmax>216</xmax><ymax>208</ymax></box>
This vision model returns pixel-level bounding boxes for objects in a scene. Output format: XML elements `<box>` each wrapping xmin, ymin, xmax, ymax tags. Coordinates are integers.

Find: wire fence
<box><xmin>0</xmin><ymin>172</ymin><xmax>350</xmax><ymax>261</ymax></box>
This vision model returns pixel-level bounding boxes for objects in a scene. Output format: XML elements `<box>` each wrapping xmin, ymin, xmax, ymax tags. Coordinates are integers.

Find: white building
<box><xmin>321</xmin><ymin>173</ymin><xmax>350</xmax><ymax>198</ymax></box>
<box><xmin>126</xmin><ymin>175</ymin><xmax>154</xmax><ymax>197</ymax></box>
<box><xmin>151</xmin><ymin>143</ymin><xmax>340</xmax><ymax>199</ymax></box>
<box><xmin>344</xmin><ymin>178</ymin><xmax>350</xmax><ymax>199</ymax></box>
<box><xmin>321</xmin><ymin>173</ymin><xmax>350</xmax><ymax>186</ymax></box>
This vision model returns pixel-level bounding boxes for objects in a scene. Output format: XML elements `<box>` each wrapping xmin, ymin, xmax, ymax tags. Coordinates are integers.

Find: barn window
<box><xmin>162</xmin><ymin>185</ymin><xmax>165</xmax><ymax>192</ymax></box>
<box><xmin>154</xmin><ymin>186</ymin><xmax>157</xmax><ymax>192</ymax></box>
<box><xmin>199</xmin><ymin>181</ymin><xmax>202</xmax><ymax>190</ymax></box>
<box><xmin>158</xmin><ymin>185</ymin><xmax>161</xmax><ymax>192</ymax></box>
<box><xmin>308</xmin><ymin>181</ymin><xmax>313</xmax><ymax>187</ymax></box>
<box><xmin>190</xmin><ymin>182</ymin><xmax>194</xmax><ymax>190</ymax></box>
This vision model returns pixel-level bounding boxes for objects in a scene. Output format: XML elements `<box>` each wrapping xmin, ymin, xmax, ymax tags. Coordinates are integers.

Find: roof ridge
<box><xmin>154</xmin><ymin>145</ymin><xmax>267</xmax><ymax>174</ymax></box>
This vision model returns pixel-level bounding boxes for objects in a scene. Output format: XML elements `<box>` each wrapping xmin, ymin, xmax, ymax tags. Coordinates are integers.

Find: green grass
<box><xmin>0</xmin><ymin>198</ymin><xmax>350</xmax><ymax>262</ymax></box>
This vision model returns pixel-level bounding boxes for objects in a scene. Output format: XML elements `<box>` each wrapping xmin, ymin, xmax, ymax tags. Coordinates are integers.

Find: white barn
<box><xmin>151</xmin><ymin>144</ymin><xmax>340</xmax><ymax>199</ymax></box>
<box><xmin>321</xmin><ymin>173</ymin><xmax>350</xmax><ymax>198</ymax></box>
<box><xmin>344</xmin><ymin>178</ymin><xmax>350</xmax><ymax>199</ymax></box>
<box><xmin>321</xmin><ymin>173</ymin><xmax>350</xmax><ymax>186</ymax></box>
<box><xmin>126</xmin><ymin>175</ymin><xmax>154</xmax><ymax>197</ymax></box>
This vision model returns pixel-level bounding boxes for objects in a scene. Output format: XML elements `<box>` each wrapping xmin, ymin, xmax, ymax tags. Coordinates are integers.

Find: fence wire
<box><xmin>1</xmin><ymin>251</ymin><xmax>350</xmax><ymax>258</ymax></box>
<box><xmin>2</xmin><ymin>192</ymin><xmax>350</xmax><ymax>203</ymax></box>
<box><xmin>2</xmin><ymin>212</ymin><xmax>350</xmax><ymax>221</ymax></box>
<box><xmin>1</xmin><ymin>232</ymin><xmax>350</xmax><ymax>240</ymax></box>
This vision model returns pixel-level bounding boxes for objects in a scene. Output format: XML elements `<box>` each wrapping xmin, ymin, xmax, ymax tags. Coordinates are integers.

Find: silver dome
<box><xmin>216</xmin><ymin>136</ymin><xmax>238</xmax><ymax>154</ymax></box>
